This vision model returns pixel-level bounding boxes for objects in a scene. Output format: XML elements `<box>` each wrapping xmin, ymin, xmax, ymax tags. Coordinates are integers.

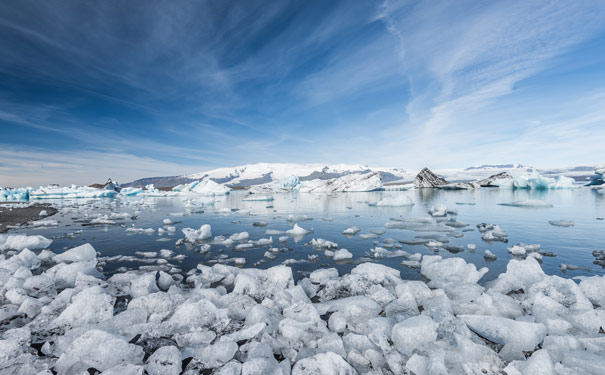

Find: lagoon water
<box><xmin>15</xmin><ymin>188</ymin><xmax>605</xmax><ymax>282</ymax></box>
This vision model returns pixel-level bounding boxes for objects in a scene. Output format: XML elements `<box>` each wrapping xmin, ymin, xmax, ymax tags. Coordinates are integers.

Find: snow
<box><xmin>297</xmin><ymin>172</ymin><xmax>383</xmax><ymax>193</ymax></box>
<box><xmin>186</xmin><ymin>162</ymin><xmax>407</xmax><ymax>186</ymax></box>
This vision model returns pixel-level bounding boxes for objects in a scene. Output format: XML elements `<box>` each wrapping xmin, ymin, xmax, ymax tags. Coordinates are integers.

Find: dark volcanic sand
<box><xmin>0</xmin><ymin>203</ymin><xmax>58</xmax><ymax>233</ymax></box>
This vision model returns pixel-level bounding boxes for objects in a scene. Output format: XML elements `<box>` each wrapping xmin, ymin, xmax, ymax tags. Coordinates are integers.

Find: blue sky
<box><xmin>1</xmin><ymin>0</ymin><xmax>605</xmax><ymax>186</ymax></box>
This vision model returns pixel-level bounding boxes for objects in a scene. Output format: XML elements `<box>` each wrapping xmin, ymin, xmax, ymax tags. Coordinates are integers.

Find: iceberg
<box><xmin>370</xmin><ymin>194</ymin><xmax>414</xmax><ymax>206</ymax></box>
<box><xmin>30</xmin><ymin>185</ymin><xmax>118</xmax><ymax>199</ymax></box>
<box><xmin>586</xmin><ymin>165</ymin><xmax>604</xmax><ymax>186</ymax></box>
<box><xmin>298</xmin><ymin>172</ymin><xmax>383</xmax><ymax>193</ymax></box>
<box><xmin>0</xmin><ymin>187</ymin><xmax>30</xmax><ymax>202</ymax></box>
<box><xmin>181</xmin><ymin>224</ymin><xmax>212</xmax><ymax>242</ymax></box>
<box><xmin>173</xmin><ymin>179</ymin><xmax>230</xmax><ymax>195</ymax></box>
<box><xmin>493</xmin><ymin>171</ymin><xmax>576</xmax><ymax>189</ymax></box>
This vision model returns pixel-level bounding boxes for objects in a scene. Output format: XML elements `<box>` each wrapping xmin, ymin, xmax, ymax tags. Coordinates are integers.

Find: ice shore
<box><xmin>1</xmin><ymin>238</ymin><xmax>604</xmax><ymax>374</ymax></box>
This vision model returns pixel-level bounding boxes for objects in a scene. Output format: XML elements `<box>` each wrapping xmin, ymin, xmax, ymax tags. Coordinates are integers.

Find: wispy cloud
<box><xmin>1</xmin><ymin>0</ymin><xmax>605</xmax><ymax>185</ymax></box>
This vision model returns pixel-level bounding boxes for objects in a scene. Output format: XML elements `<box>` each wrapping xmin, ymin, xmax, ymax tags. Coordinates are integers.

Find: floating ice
<box><xmin>342</xmin><ymin>226</ymin><xmax>361</xmax><ymax>235</ymax></box>
<box><xmin>182</xmin><ymin>224</ymin><xmax>212</xmax><ymax>242</ymax></box>
<box><xmin>243</xmin><ymin>195</ymin><xmax>274</xmax><ymax>201</ymax></box>
<box><xmin>499</xmin><ymin>200</ymin><xmax>553</xmax><ymax>207</ymax></box>
<box><xmin>286</xmin><ymin>223</ymin><xmax>311</xmax><ymax>236</ymax></box>
<box><xmin>492</xmin><ymin>171</ymin><xmax>576</xmax><ymax>189</ymax></box>
<box><xmin>0</xmin><ymin>187</ymin><xmax>30</xmax><ymax>201</ymax></box>
<box><xmin>30</xmin><ymin>185</ymin><xmax>118</xmax><ymax>199</ymax></box>
<box><xmin>0</xmin><ymin>234</ymin><xmax>52</xmax><ymax>251</ymax></box>
<box><xmin>173</xmin><ymin>179</ymin><xmax>231</xmax><ymax>195</ymax></box>
<box><xmin>54</xmin><ymin>243</ymin><xmax>97</xmax><ymax>263</ymax></box>
<box><xmin>484</xmin><ymin>250</ymin><xmax>497</xmax><ymax>259</ymax></box>
<box><xmin>549</xmin><ymin>220</ymin><xmax>574</xmax><ymax>227</ymax></box>
<box><xmin>333</xmin><ymin>248</ymin><xmax>353</xmax><ymax>261</ymax></box>
<box><xmin>370</xmin><ymin>195</ymin><xmax>414</xmax><ymax>207</ymax></box>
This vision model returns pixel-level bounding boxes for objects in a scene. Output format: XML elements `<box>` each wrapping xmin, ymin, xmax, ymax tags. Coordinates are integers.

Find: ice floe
<box><xmin>499</xmin><ymin>199</ymin><xmax>553</xmax><ymax>207</ymax></box>
<box><xmin>369</xmin><ymin>194</ymin><xmax>414</xmax><ymax>207</ymax></box>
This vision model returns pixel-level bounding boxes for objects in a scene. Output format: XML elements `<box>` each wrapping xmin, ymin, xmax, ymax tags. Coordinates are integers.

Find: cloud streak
<box><xmin>1</xmin><ymin>0</ymin><xmax>604</xmax><ymax>185</ymax></box>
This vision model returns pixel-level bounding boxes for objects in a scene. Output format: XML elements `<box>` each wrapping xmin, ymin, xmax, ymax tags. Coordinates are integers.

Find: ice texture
<box><xmin>1</xmin><ymin>235</ymin><xmax>604</xmax><ymax>374</ymax></box>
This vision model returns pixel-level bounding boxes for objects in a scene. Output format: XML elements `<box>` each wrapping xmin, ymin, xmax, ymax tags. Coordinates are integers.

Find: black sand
<box><xmin>0</xmin><ymin>203</ymin><xmax>57</xmax><ymax>233</ymax></box>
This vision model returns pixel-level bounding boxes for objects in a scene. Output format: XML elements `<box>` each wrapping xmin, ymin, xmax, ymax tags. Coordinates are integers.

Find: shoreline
<box><xmin>0</xmin><ymin>203</ymin><xmax>58</xmax><ymax>233</ymax></box>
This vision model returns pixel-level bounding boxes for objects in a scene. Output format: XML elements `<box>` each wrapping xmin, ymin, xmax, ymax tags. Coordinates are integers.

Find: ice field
<box><xmin>1</xmin><ymin>187</ymin><xmax>604</xmax><ymax>374</ymax></box>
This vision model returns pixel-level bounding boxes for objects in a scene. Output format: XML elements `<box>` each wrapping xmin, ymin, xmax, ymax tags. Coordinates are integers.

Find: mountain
<box><xmin>124</xmin><ymin>163</ymin><xmax>412</xmax><ymax>188</ymax></box>
<box><xmin>122</xmin><ymin>162</ymin><xmax>601</xmax><ymax>188</ymax></box>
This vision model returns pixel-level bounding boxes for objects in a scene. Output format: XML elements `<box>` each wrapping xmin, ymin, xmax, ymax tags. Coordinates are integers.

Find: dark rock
<box><xmin>414</xmin><ymin>168</ymin><xmax>448</xmax><ymax>188</ymax></box>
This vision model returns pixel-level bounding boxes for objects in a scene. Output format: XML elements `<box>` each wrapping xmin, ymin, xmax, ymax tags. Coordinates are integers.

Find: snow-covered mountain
<box><xmin>123</xmin><ymin>163</ymin><xmax>600</xmax><ymax>188</ymax></box>
<box><xmin>185</xmin><ymin>163</ymin><xmax>410</xmax><ymax>187</ymax></box>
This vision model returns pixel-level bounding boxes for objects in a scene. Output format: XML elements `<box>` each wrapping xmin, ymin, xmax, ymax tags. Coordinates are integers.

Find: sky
<box><xmin>1</xmin><ymin>0</ymin><xmax>605</xmax><ymax>186</ymax></box>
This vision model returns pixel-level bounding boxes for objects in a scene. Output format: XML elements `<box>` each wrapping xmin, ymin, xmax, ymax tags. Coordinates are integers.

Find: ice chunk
<box><xmin>342</xmin><ymin>226</ymin><xmax>361</xmax><ymax>235</ymax></box>
<box><xmin>460</xmin><ymin>315</ymin><xmax>547</xmax><ymax>360</ymax></box>
<box><xmin>243</xmin><ymin>194</ymin><xmax>274</xmax><ymax>201</ymax></box>
<box><xmin>286</xmin><ymin>223</ymin><xmax>311</xmax><ymax>236</ymax></box>
<box><xmin>391</xmin><ymin>316</ymin><xmax>438</xmax><ymax>355</ymax></box>
<box><xmin>487</xmin><ymin>257</ymin><xmax>545</xmax><ymax>294</ymax></box>
<box><xmin>508</xmin><ymin>245</ymin><xmax>526</xmax><ymax>256</ymax></box>
<box><xmin>54</xmin><ymin>329</ymin><xmax>144</xmax><ymax>373</ymax></box>
<box><xmin>428</xmin><ymin>204</ymin><xmax>448</xmax><ymax>217</ymax></box>
<box><xmin>0</xmin><ymin>234</ymin><xmax>52</xmax><ymax>251</ymax></box>
<box><xmin>54</xmin><ymin>243</ymin><xmax>97</xmax><ymax>263</ymax></box>
<box><xmin>499</xmin><ymin>200</ymin><xmax>553</xmax><ymax>207</ymax></box>
<box><xmin>576</xmin><ymin>275</ymin><xmax>605</xmax><ymax>307</ymax></box>
<box><xmin>191</xmin><ymin>341</ymin><xmax>238</xmax><ymax>368</ymax></box>
<box><xmin>421</xmin><ymin>255</ymin><xmax>488</xmax><ymax>286</ymax></box>
<box><xmin>309</xmin><ymin>238</ymin><xmax>338</xmax><ymax>249</ymax></box>
<box><xmin>233</xmin><ymin>265</ymin><xmax>294</xmax><ymax>300</ymax></box>
<box><xmin>292</xmin><ymin>352</ymin><xmax>356</xmax><ymax>375</ymax></box>
<box><xmin>333</xmin><ymin>249</ymin><xmax>353</xmax><ymax>261</ymax></box>
<box><xmin>484</xmin><ymin>250</ymin><xmax>497</xmax><ymax>260</ymax></box>
<box><xmin>182</xmin><ymin>224</ymin><xmax>212</xmax><ymax>242</ymax></box>
<box><xmin>52</xmin><ymin>287</ymin><xmax>113</xmax><ymax>327</ymax></box>
<box><xmin>370</xmin><ymin>195</ymin><xmax>414</xmax><ymax>206</ymax></box>
<box><xmin>146</xmin><ymin>346</ymin><xmax>181</xmax><ymax>375</ymax></box>
<box><xmin>549</xmin><ymin>220</ymin><xmax>574</xmax><ymax>227</ymax></box>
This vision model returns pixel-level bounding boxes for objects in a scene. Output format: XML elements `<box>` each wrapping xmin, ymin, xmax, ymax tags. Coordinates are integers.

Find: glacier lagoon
<box><xmin>9</xmin><ymin>187</ymin><xmax>604</xmax><ymax>281</ymax></box>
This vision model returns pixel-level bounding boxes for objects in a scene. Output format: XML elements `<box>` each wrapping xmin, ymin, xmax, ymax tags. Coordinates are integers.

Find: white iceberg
<box><xmin>173</xmin><ymin>179</ymin><xmax>230</xmax><ymax>195</ymax></box>
<box><xmin>493</xmin><ymin>171</ymin><xmax>575</xmax><ymax>189</ymax></box>
<box><xmin>370</xmin><ymin>194</ymin><xmax>414</xmax><ymax>207</ymax></box>
<box><xmin>30</xmin><ymin>185</ymin><xmax>118</xmax><ymax>199</ymax></box>
<box><xmin>181</xmin><ymin>224</ymin><xmax>212</xmax><ymax>242</ymax></box>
